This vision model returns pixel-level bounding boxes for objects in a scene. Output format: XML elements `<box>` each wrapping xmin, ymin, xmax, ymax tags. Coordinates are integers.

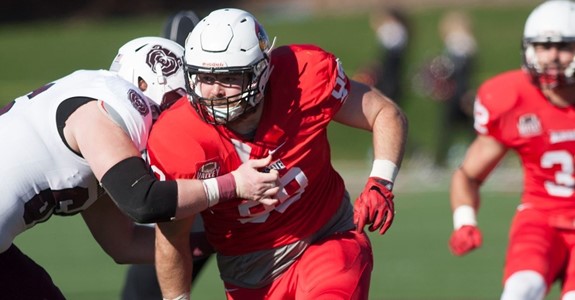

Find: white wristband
<box><xmin>370</xmin><ymin>159</ymin><xmax>398</xmax><ymax>183</ymax></box>
<box><xmin>163</xmin><ymin>293</ymin><xmax>189</xmax><ymax>300</ymax></box>
<box><xmin>202</xmin><ymin>178</ymin><xmax>219</xmax><ymax>207</ymax></box>
<box><xmin>453</xmin><ymin>205</ymin><xmax>477</xmax><ymax>229</ymax></box>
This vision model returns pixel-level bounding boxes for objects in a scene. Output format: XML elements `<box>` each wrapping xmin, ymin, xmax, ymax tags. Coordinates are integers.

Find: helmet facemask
<box><xmin>186</xmin><ymin>58</ymin><xmax>270</xmax><ymax>125</ymax></box>
<box><xmin>523</xmin><ymin>40</ymin><xmax>575</xmax><ymax>89</ymax></box>
<box><xmin>521</xmin><ymin>0</ymin><xmax>575</xmax><ymax>89</ymax></box>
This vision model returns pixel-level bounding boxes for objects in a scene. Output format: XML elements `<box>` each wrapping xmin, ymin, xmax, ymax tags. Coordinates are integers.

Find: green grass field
<box><xmin>2</xmin><ymin>3</ymin><xmax>560</xmax><ymax>299</ymax></box>
<box><xmin>17</xmin><ymin>186</ymin><xmax>561</xmax><ymax>299</ymax></box>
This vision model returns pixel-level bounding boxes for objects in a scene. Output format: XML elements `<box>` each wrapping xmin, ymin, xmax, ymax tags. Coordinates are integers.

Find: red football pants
<box><xmin>223</xmin><ymin>230</ymin><xmax>373</xmax><ymax>300</ymax></box>
<box><xmin>504</xmin><ymin>207</ymin><xmax>575</xmax><ymax>296</ymax></box>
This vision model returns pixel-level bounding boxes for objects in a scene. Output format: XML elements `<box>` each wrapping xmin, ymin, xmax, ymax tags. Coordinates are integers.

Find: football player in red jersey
<box><xmin>448</xmin><ymin>1</ymin><xmax>575</xmax><ymax>299</ymax></box>
<box><xmin>147</xmin><ymin>8</ymin><xmax>408</xmax><ymax>300</ymax></box>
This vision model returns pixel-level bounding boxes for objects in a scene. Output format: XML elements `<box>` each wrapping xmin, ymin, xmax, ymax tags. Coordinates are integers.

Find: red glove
<box><xmin>354</xmin><ymin>177</ymin><xmax>395</xmax><ymax>235</ymax></box>
<box><xmin>449</xmin><ymin>225</ymin><xmax>482</xmax><ymax>256</ymax></box>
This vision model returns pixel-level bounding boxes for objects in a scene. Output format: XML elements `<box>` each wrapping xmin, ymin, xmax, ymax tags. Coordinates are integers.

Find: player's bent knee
<box><xmin>501</xmin><ymin>270</ymin><xmax>546</xmax><ymax>300</ymax></box>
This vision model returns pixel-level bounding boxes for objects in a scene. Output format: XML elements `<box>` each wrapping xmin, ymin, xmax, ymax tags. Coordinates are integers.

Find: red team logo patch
<box><xmin>196</xmin><ymin>161</ymin><xmax>221</xmax><ymax>179</ymax></box>
<box><xmin>517</xmin><ymin>114</ymin><xmax>542</xmax><ymax>137</ymax></box>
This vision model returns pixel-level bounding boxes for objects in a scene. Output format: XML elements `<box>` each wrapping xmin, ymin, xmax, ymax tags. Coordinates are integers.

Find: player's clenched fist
<box><xmin>449</xmin><ymin>225</ymin><xmax>482</xmax><ymax>256</ymax></box>
<box><xmin>354</xmin><ymin>177</ymin><xmax>395</xmax><ymax>235</ymax></box>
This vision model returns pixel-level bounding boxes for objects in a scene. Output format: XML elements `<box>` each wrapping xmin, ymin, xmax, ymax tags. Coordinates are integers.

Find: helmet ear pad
<box><xmin>521</xmin><ymin>0</ymin><xmax>575</xmax><ymax>88</ymax></box>
<box><xmin>183</xmin><ymin>8</ymin><xmax>274</xmax><ymax>124</ymax></box>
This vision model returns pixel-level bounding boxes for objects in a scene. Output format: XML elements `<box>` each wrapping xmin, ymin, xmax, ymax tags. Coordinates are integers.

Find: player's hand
<box><xmin>354</xmin><ymin>177</ymin><xmax>395</xmax><ymax>235</ymax></box>
<box><xmin>232</xmin><ymin>155</ymin><xmax>279</xmax><ymax>205</ymax></box>
<box><xmin>449</xmin><ymin>225</ymin><xmax>482</xmax><ymax>256</ymax></box>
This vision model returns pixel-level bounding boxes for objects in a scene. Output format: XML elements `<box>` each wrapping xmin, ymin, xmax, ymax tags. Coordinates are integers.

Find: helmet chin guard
<box><xmin>183</xmin><ymin>8</ymin><xmax>274</xmax><ymax>125</ymax></box>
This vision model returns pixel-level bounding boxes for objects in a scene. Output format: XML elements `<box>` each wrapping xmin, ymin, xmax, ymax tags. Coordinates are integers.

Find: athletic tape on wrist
<box><xmin>202</xmin><ymin>173</ymin><xmax>237</xmax><ymax>208</ymax></box>
<box><xmin>162</xmin><ymin>293</ymin><xmax>189</xmax><ymax>300</ymax></box>
<box><xmin>453</xmin><ymin>205</ymin><xmax>477</xmax><ymax>229</ymax></box>
<box><xmin>370</xmin><ymin>159</ymin><xmax>398</xmax><ymax>183</ymax></box>
<box><xmin>202</xmin><ymin>178</ymin><xmax>219</xmax><ymax>207</ymax></box>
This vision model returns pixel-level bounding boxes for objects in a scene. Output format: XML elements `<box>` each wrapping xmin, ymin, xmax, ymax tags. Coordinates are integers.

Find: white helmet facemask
<box><xmin>110</xmin><ymin>37</ymin><xmax>187</xmax><ymax>115</ymax></box>
<box><xmin>183</xmin><ymin>8</ymin><xmax>275</xmax><ymax>125</ymax></box>
<box><xmin>522</xmin><ymin>0</ymin><xmax>575</xmax><ymax>89</ymax></box>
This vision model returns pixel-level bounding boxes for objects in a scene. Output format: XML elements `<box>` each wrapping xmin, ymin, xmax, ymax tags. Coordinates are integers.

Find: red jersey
<box><xmin>475</xmin><ymin>70</ymin><xmax>575</xmax><ymax>210</ymax></box>
<box><xmin>147</xmin><ymin>44</ymin><xmax>350</xmax><ymax>255</ymax></box>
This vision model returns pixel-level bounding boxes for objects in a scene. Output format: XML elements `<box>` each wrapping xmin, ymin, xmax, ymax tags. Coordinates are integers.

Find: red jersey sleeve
<box><xmin>146</xmin><ymin>99</ymin><xmax>236</xmax><ymax>181</ymax></box>
<box><xmin>474</xmin><ymin>70</ymin><xmax>524</xmax><ymax>144</ymax></box>
<box><xmin>270</xmin><ymin>45</ymin><xmax>349</xmax><ymax>125</ymax></box>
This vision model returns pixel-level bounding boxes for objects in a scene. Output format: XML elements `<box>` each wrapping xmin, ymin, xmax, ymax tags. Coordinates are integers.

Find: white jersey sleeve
<box><xmin>48</xmin><ymin>69</ymin><xmax>153</xmax><ymax>151</ymax></box>
<box><xmin>0</xmin><ymin>69</ymin><xmax>152</xmax><ymax>253</ymax></box>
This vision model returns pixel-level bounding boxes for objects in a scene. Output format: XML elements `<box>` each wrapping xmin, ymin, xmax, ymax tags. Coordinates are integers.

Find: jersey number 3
<box><xmin>542</xmin><ymin>150</ymin><xmax>575</xmax><ymax>197</ymax></box>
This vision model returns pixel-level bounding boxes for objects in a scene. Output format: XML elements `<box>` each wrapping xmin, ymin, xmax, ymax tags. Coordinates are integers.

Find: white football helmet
<box><xmin>183</xmin><ymin>8</ymin><xmax>274</xmax><ymax>125</ymax></box>
<box><xmin>110</xmin><ymin>37</ymin><xmax>186</xmax><ymax>112</ymax></box>
<box><xmin>522</xmin><ymin>0</ymin><xmax>575</xmax><ymax>88</ymax></box>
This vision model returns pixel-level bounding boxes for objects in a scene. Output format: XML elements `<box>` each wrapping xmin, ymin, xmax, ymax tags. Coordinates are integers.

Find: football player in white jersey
<box><xmin>0</xmin><ymin>37</ymin><xmax>279</xmax><ymax>298</ymax></box>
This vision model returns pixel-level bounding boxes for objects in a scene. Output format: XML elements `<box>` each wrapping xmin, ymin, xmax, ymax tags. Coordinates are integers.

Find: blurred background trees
<box><xmin>0</xmin><ymin>0</ymin><xmax>537</xmax><ymax>23</ymax></box>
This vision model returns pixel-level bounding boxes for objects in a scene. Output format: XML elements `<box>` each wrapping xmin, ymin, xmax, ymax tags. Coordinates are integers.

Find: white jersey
<box><xmin>0</xmin><ymin>69</ymin><xmax>152</xmax><ymax>252</ymax></box>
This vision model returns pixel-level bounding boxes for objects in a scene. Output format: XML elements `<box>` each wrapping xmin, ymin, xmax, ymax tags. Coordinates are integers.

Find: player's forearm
<box><xmin>157</xmin><ymin>258</ymin><xmax>192</xmax><ymax>299</ymax></box>
<box><xmin>450</xmin><ymin>168</ymin><xmax>482</xmax><ymax>229</ymax></box>
<box><xmin>371</xmin><ymin>104</ymin><xmax>408</xmax><ymax>167</ymax></box>
<box><xmin>82</xmin><ymin>195</ymin><xmax>156</xmax><ymax>264</ymax></box>
<box><xmin>156</xmin><ymin>223</ymin><xmax>193</xmax><ymax>298</ymax></box>
<box><xmin>450</xmin><ymin>167</ymin><xmax>481</xmax><ymax>211</ymax></box>
<box><xmin>120</xmin><ymin>224</ymin><xmax>156</xmax><ymax>263</ymax></box>
<box><xmin>101</xmin><ymin>224</ymin><xmax>156</xmax><ymax>264</ymax></box>
<box><xmin>174</xmin><ymin>179</ymin><xmax>210</xmax><ymax>220</ymax></box>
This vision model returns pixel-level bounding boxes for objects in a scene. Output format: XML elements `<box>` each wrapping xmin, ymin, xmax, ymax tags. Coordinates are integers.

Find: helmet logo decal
<box><xmin>202</xmin><ymin>62</ymin><xmax>225</xmax><ymax>67</ymax></box>
<box><xmin>146</xmin><ymin>45</ymin><xmax>182</xmax><ymax>77</ymax></box>
<box><xmin>127</xmin><ymin>89</ymin><xmax>150</xmax><ymax>116</ymax></box>
<box><xmin>255</xmin><ymin>22</ymin><xmax>270</xmax><ymax>52</ymax></box>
